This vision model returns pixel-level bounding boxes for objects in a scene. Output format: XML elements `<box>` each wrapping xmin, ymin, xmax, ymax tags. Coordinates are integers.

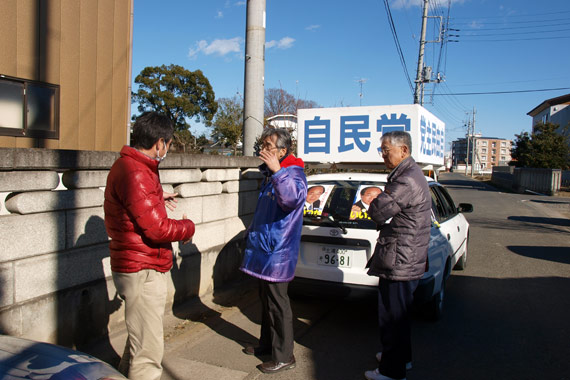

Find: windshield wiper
<box><xmin>303</xmin><ymin>214</ymin><xmax>347</xmax><ymax>234</ymax></box>
<box><xmin>325</xmin><ymin>215</ymin><xmax>347</xmax><ymax>235</ymax></box>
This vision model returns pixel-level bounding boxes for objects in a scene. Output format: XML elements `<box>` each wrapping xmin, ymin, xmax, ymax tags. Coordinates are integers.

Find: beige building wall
<box><xmin>0</xmin><ymin>0</ymin><xmax>132</xmax><ymax>151</ymax></box>
<box><xmin>475</xmin><ymin>138</ymin><xmax>512</xmax><ymax>168</ymax></box>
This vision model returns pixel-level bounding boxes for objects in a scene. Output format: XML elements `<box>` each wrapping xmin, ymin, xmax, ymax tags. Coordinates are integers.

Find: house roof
<box><xmin>527</xmin><ymin>93</ymin><xmax>570</xmax><ymax>117</ymax></box>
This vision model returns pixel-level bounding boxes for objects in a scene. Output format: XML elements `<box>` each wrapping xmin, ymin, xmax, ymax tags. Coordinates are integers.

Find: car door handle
<box><xmin>447</xmin><ymin>233</ymin><xmax>451</xmax><ymax>241</ymax></box>
<box><xmin>457</xmin><ymin>226</ymin><xmax>460</xmax><ymax>232</ymax></box>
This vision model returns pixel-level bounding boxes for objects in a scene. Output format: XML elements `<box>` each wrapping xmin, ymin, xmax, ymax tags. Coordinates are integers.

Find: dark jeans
<box><xmin>377</xmin><ymin>279</ymin><xmax>419</xmax><ymax>380</ymax></box>
<box><xmin>258</xmin><ymin>279</ymin><xmax>294</xmax><ymax>363</ymax></box>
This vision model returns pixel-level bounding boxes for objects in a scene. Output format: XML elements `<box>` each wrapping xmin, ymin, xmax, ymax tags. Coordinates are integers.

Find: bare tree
<box><xmin>264</xmin><ymin>88</ymin><xmax>319</xmax><ymax>118</ymax></box>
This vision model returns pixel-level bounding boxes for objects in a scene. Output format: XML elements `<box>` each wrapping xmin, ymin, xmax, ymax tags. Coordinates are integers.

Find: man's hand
<box><xmin>259</xmin><ymin>149</ymin><xmax>281</xmax><ymax>173</ymax></box>
<box><xmin>181</xmin><ymin>213</ymin><xmax>192</xmax><ymax>245</ymax></box>
<box><xmin>164</xmin><ymin>191</ymin><xmax>179</xmax><ymax>211</ymax></box>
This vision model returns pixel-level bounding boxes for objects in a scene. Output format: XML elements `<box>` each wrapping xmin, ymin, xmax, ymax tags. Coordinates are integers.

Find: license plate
<box><xmin>317</xmin><ymin>246</ymin><xmax>352</xmax><ymax>268</ymax></box>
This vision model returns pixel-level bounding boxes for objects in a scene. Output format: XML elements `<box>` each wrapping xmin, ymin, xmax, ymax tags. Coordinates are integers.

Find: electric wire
<box><xmin>382</xmin><ymin>0</ymin><xmax>414</xmax><ymax>94</ymax></box>
<box><xmin>459</xmin><ymin>21</ymin><xmax>570</xmax><ymax>31</ymax></box>
<box><xmin>432</xmin><ymin>87</ymin><xmax>570</xmax><ymax>96</ymax></box>
<box><xmin>462</xmin><ymin>27</ymin><xmax>570</xmax><ymax>37</ymax></box>
<box><xmin>458</xmin><ymin>36</ymin><xmax>570</xmax><ymax>42</ymax></box>
<box><xmin>451</xmin><ymin>11</ymin><xmax>570</xmax><ymax>20</ymax></box>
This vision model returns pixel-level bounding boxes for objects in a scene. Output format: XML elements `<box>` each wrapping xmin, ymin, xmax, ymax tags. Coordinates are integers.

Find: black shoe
<box><xmin>243</xmin><ymin>346</ymin><xmax>271</xmax><ymax>356</ymax></box>
<box><xmin>258</xmin><ymin>356</ymin><xmax>296</xmax><ymax>373</ymax></box>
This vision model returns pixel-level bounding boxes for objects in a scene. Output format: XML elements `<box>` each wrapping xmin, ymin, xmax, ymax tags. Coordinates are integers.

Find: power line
<box><xmin>382</xmin><ymin>0</ymin><xmax>414</xmax><ymax>94</ymax></box>
<box><xmin>451</xmin><ymin>10</ymin><xmax>570</xmax><ymax>20</ymax></box>
<box><xmin>459</xmin><ymin>21</ymin><xmax>570</xmax><ymax>32</ymax></box>
<box><xmin>432</xmin><ymin>87</ymin><xmax>570</xmax><ymax>96</ymax></box>
<box><xmin>458</xmin><ymin>35</ymin><xmax>570</xmax><ymax>42</ymax></box>
<box><xmin>461</xmin><ymin>27</ymin><xmax>570</xmax><ymax>37</ymax></box>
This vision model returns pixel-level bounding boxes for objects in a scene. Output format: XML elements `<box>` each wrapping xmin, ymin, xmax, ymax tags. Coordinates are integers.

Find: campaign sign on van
<box><xmin>349</xmin><ymin>185</ymin><xmax>384</xmax><ymax>220</ymax></box>
<box><xmin>304</xmin><ymin>184</ymin><xmax>334</xmax><ymax>217</ymax></box>
<box><xmin>297</xmin><ymin>104</ymin><xmax>445</xmax><ymax>166</ymax></box>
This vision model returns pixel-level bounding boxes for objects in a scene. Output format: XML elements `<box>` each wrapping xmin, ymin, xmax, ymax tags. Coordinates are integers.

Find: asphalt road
<box><xmin>154</xmin><ymin>172</ymin><xmax>570</xmax><ymax>380</ymax></box>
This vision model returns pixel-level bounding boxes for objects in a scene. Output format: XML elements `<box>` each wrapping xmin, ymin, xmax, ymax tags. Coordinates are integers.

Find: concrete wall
<box><xmin>0</xmin><ymin>148</ymin><xmax>262</xmax><ymax>350</ymax></box>
<box><xmin>491</xmin><ymin>166</ymin><xmax>562</xmax><ymax>195</ymax></box>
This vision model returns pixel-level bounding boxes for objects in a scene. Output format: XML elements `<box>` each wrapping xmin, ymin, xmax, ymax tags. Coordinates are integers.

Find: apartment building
<box><xmin>452</xmin><ymin>134</ymin><xmax>512</xmax><ymax>170</ymax></box>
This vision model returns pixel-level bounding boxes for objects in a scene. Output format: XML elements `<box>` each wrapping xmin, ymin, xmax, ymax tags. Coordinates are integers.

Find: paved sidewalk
<box><xmin>93</xmin><ymin>279</ymin><xmax>272</xmax><ymax>380</ymax></box>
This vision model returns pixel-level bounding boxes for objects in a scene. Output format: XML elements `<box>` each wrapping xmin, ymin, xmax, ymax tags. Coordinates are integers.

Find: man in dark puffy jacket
<box><xmin>104</xmin><ymin>112</ymin><xmax>195</xmax><ymax>380</ymax></box>
<box><xmin>240</xmin><ymin>128</ymin><xmax>307</xmax><ymax>374</ymax></box>
<box><xmin>365</xmin><ymin>131</ymin><xmax>431</xmax><ymax>380</ymax></box>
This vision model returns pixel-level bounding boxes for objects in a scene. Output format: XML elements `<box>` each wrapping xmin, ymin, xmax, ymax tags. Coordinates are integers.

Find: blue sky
<box><xmin>132</xmin><ymin>0</ymin><xmax>570</xmax><ymax>150</ymax></box>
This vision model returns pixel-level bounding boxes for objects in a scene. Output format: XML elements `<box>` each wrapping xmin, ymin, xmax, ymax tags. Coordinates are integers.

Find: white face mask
<box><xmin>156</xmin><ymin>141</ymin><xmax>168</xmax><ymax>162</ymax></box>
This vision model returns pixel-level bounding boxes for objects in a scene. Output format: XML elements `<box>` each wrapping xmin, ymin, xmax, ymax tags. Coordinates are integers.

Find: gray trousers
<box><xmin>113</xmin><ymin>270</ymin><xmax>167</xmax><ymax>380</ymax></box>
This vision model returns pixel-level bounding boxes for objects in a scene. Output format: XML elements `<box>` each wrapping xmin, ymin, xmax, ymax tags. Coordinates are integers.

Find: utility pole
<box><xmin>356</xmin><ymin>78</ymin><xmax>367</xmax><ymax>106</ymax></box>
<box><xmin>413</xmin><ymin>0</ymin><xmax>429</xmax><ymax>105</ymax></box>
<box><xmin>465</xmin><ymin>117</ymin><xmax>470</xmax><ymax>176</ymax></box>
<box><xmin>470</xmin><ymin>107</ymin><xmax>477</xmax><ymax>177</ymax></box>
<box><xmin>242</xmin><ymin>0</ymin><xmax>266</xmax><ymax>156</ymax></box>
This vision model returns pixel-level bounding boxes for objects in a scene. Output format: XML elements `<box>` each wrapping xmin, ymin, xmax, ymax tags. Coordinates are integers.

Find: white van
<box><xmin>292</xmin><ymin>172</ymin><xmax>473</xmax><ymax>319</ymax></box>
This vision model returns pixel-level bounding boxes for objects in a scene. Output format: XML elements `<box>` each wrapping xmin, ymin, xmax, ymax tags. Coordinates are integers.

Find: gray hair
<box><xmin>381</xmin><ymin>131</ymin><xmax>412</xmax><ymax>154</ymax></box>
<box><xmin>260</xmin><ymin>128</ymin><xmax>292</xmax><ymax>153</ymax></box>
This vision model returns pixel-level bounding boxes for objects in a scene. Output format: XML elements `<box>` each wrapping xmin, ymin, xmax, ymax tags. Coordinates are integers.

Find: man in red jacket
<box><xmin>104</xmin><ymin>112</ymin><xmax>195</xmax><ymax>380</ymax></box>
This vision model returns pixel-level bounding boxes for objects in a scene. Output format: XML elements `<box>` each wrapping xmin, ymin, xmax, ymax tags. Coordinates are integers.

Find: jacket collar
<box><xmin>120</xmin><ymin>145</ymin><xmax>160</xmax><ymax>172</ymax></box>
<box><xmin>387</xmin><ymin>156</ymin><xmax>415</xmax><ymax>181</ymax></box>
<box><xmin>259</xmin><ymin>153</ymin><xmax>305</xmax><ymax>177</ymax></box>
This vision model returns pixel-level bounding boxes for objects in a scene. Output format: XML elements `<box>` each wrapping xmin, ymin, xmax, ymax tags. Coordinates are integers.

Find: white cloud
<box><xmin>216</xmin><ymin>11</ymin><xmax>223</xmax><ymax>19</ymax></box>
<box><xmin>305</xmin><ymin>24</ymin><xmax>321</xmax><ymax>31</ymax></box>
<box><xmin>188</xmin><ymin>37</ymin><xmax>243</xmax><ymax>59</ymax></box>
<box><xmin>235</xmin><ymin>1</ymin><xmax>246</xmax><ymax>5</ymax></box>
<box><xmin>469</xmin><ymin>20</ymin><xmax>483</xmax><ymax>29</ymax></box>
<box><xmin>266</xmin><ymin>37</ymin><xmax>295</xmax><ymax>49</ymax></box>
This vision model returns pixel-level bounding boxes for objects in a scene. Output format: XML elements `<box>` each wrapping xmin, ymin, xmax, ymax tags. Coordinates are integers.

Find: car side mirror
<box><xmin>458</xmin><ymin>203</ymin><xmax>473</xmax><ymax>213</ymax></box>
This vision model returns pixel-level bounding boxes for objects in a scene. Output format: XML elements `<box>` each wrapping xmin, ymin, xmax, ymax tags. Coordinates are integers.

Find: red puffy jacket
<box><xmin>104</xmin><ymin>146</ymin><xmax>195</xmax><ymax>273</ymax></box>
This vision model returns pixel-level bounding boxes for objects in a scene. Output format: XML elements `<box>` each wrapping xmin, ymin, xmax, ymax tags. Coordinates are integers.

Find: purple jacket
<box><xmin>240</xmin><ymin>154</ymin><xmax>307</xmax><ymax>282</ymax></box>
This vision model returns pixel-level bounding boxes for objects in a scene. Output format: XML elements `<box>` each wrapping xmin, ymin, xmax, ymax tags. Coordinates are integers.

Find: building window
<box><xmin>492</xmin><ymin>142</ymin><xmax>496</xmax><ymax>148</ymax></box>
<box><xmin>501</xmin><ymin>141</ymin><xmax>506</xmax><ymax>147</ymax></box>
<box><xmin>482</xmin><ymin>148</ymin><xmax>487</xmax><ymax>153</ymax></box>
<box><xmin>501</xmin><ymin>156</ymin><xmax>506</xmax><ymax>161</ymax></box>
<box><xmin>482</xmin><ymin>155</ymin><xmax>487</xmax><ymax>161</ymax></box>
<box><xmin>492</xmin><ymin>156</ymin><xmax>496</xmax><ymax>162</ymax></box>
<box><xmin>0</xmin><ymin>75</ymin><xmax>59</xmax><ymax>139</ymax></box>
<box><xmin>482</xmin><ymin>141</ymin><xmax>487</xmax><ymax>145</ymax></box>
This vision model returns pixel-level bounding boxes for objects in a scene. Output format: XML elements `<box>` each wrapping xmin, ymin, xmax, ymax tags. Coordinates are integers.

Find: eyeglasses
<box><xmin>261</xmin><ymin>144</ymin><xmax>279</xmax><ymax>151</ymax></box>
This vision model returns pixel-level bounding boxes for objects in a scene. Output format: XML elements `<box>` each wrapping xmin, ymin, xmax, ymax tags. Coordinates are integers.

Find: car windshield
<box><xmin>303</xmin><ymin>180</ymin><xmax>386</xmax><ymax>230</ymax></box>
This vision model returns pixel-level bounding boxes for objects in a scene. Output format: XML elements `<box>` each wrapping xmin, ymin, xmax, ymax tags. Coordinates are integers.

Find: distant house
<box><xmin>527</xmin><ymin>93</ymin><xmax>570</xmax><ymax>134</ymax></box>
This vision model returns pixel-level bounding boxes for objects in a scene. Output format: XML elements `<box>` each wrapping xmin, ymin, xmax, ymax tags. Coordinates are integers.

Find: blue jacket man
<box><xmin>240</xmin><ymin>128</ymin><xmax>307</xmax><ymax>374</ymax></box>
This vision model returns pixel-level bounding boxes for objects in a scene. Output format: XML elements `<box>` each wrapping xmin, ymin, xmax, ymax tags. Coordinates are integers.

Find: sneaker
<box><xmin>364</xmin><ymin>368</ymin><xmax>406</xmax><ymax>380</ymax></box>
<box><xmin>375</xmin><ymin>352</ymin><xmax>412</xmax><ymax>370</ymax></box>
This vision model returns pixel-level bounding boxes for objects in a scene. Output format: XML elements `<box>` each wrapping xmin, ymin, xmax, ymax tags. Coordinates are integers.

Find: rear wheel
<box><xmin>425</xmin><ymin>276</ymin><xmax>446</xmax><ymax>321</ymax></box>
<box><xmin>454</xmin><ymin>234</ymin><xmax>469</xmax><ymax>270</ymax></box>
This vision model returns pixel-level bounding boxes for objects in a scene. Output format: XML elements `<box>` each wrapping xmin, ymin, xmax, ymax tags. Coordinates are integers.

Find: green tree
<box><xmin>132</xmin><ymin>64</ymin><xmax>218</xmax><ymax>144</ymax></box>
<box><xmin>511</xmin><ymin>122</ymin><xmax>570</xmax><ymax>169</ymax></box>
<box><xmin>210</xmin><ymin>96</ymin><xmax>243</xmax><ymax>156</ymax></box>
